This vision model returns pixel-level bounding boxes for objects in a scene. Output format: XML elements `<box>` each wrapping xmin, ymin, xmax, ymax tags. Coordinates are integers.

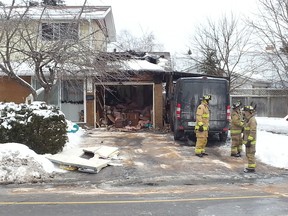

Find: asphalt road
<box><xmin>0</xmin><ymin>183</ymin><xmax>288</xmax><ymax>216</ymax></box>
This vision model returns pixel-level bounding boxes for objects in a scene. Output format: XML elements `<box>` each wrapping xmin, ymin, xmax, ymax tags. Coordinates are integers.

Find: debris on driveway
<box><xmin>46</xmin><ymin>146</ymin><xmax>120</xmax><ymax>174</ymax></box>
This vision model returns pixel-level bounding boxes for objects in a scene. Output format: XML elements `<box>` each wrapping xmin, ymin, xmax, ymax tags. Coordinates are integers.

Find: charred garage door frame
<box><xmin>94</xmin><ymin>82</ymin><xmax>157</xmax><ymax>128</ymax></box>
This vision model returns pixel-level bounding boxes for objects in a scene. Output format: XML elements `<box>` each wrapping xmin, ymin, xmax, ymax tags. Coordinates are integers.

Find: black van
<box><xmin>169</xmin><ymin>76</ymin><xmax>230</xmax><ymax>141</ymax></box>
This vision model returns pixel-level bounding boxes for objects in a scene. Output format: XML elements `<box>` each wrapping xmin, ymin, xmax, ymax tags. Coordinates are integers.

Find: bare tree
<box><xmin>112</xmin><ymin>29</ymin><xmax>164</xmax><ymax>52</ymax></box>
<box><xmin>0</xmin><ymin>0</ymin><xmax>37</xmax><ymax>98</ymax></box>
<box><xmin>187</xmin><ymin>14</ymin><xmax>259</xmax><ymax>92</ymax></box>
<box><xmin>42</xmin><ymin>0</ymin><xmax>64</xmax><ymax>6</ymax></box>
<box><xmin>0</xmin><ymin>1</ymin><xmax>126</xmax><ymax>103</ymax></box>
<box><xmin>250</xmin><ymin>0</ymin><xmax>288</xmax><ymax>88</ymax></box>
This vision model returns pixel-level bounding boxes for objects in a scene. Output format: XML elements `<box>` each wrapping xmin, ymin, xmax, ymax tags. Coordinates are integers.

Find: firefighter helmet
<box><xmin>202</xmin><ymin>95</ymin><xmax>212</xmax><ymax>101</ymax></box>
<box><xmin>243</xmin><ymin>105</ymin><xmax>255</xmax><ymax>112</ymax></box>
<box><xmin>232</xmin><ymin>100</ymin><xmax>242</xmax><ymax>109</ymax></box>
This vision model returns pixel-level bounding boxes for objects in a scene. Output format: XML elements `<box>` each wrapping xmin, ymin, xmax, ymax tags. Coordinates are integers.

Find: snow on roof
<box><xmin>1</xmin><ymin>5</ymin><xmax>116</xmax><ymax>41</ymax></box>
<box><xmin>4</xmin><ymin>5</ymin><xmax>109</xmax><ymax>20</ymax></box>
<box><xmin>0</xmin><ymin>53</ymin><xmax>171</xmax><ymax>77</ymax></box>
<box><xmin>116</xmin><ymin>52</ymin><xmax>171</xmax><ymax>72</ymax></box>
<box><xmin>0</xmin><ymin>62</ymin><xmax>34</xmax><ymax>76</ymax></box>
<box><xmin>120</xmin><ymin>59</ymin><xmax>166</xmax><ymax>72</ymax></box>
<box><xmin>0</xmin><ymin>60</ymin><xmax>166</xmax><ymax>77</ymax></box>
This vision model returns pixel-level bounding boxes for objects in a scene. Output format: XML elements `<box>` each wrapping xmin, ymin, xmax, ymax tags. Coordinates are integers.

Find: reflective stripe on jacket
<box><xmin>230</xmin><ymin>109</ymin><xmax>243</xmax><ymax>135</ymax></box>
<box><xmin>196</xmin><ymin>101</ymin><xmax>210</xmax><ymax>130</ymax></box>
<box><xmin>243</xmin><ymin>112</ymin><xmax>257</xmax><ymax>143</ymax></box>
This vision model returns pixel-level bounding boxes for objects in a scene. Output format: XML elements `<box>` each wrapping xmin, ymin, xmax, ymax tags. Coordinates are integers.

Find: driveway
<box><xmin>53</xmin><ymin>128</ymin><xmax>288</xmax><ymax>191</ymax></box>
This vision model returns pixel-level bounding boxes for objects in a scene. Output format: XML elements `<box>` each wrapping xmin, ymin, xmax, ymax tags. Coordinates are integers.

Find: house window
<box><xmin>60</xmin><ymin>80</ymin><xmax>85</xmax><ymax>122</ymax></box>
<box><xmin>41</xmin><ymin>23</ymin><xmax>79</xmax><ymax>41</ymax></box>
<box><xmin>61</xmin><ymin>80</ymin><xmax>84</xmax><ymax>104</ymax></box>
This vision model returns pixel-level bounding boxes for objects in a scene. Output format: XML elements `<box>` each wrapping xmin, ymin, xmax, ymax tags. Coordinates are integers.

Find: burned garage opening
<box><xmin>95</xmin><ymin>83</ymin><xmax>153</xmax><ymax>129</ymax></box>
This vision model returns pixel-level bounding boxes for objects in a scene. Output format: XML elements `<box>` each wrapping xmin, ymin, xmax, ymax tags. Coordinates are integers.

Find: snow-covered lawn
<box><xmin>256</xmin><ymin>117</ymin><xmax>288</xmax><ymax>169</ymax></box>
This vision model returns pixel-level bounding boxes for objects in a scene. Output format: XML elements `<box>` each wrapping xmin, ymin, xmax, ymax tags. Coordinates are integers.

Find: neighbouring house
<box><xmin>230</xmin><ymin>49</ymin><xmax>288</xmax><ymax>117</ymax></box>
<box><xmin>174</xmin><ymin>49</ymin><xmax>288</xmax><ymax>117</ymax></box>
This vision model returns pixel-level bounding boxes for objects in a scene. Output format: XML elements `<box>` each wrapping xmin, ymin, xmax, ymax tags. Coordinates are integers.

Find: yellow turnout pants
<box><xmin>195</xmin><ymin>131</ymin><xmax>208</xmax><ymax>154</ymax></box>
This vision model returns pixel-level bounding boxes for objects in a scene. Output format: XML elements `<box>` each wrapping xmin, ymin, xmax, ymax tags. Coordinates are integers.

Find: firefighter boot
<box><xmin>231</xmin><ymin>153</ymin><xmax>241</xmax><ymax>157</ymax></box>
<box><xmin>244</xmin><ymin>168</ymin><xmax>255</xmax><ymax>173</ymax></box>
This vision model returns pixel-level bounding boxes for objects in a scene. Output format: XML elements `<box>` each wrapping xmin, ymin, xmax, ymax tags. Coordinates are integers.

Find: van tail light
<box><xmin>227</xmin><ymin>105</ymin><xmax>231</xmax><ymax>121</ymax></box>
<box><xmin>176</xmin><ymin>103</ymin><xmax>181</xmax><ymax>119</ymax></box>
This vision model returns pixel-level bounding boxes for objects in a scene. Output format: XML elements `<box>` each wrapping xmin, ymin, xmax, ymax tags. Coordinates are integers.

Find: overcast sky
<box><xmin>67</xmin><ymin>0</ymin><xmax>259</xmax><ymax>54</ymax></box>
<box><xmin>4</xmin><ymin>0</ymin><xmax>259</xmax><ymax>54</ymax></box>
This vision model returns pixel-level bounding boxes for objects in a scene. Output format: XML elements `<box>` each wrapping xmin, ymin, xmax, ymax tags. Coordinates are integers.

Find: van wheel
<box><xmin>219</xmin><ymin>132</ymin><xmax>228</xmax><ymax>142</ymax></box>
<box><xmin>187</xmin><ymin>133</ymin><xmax>196</xmax><ymax>142</ymax></box>
<box><xmin>170</xmin><ymin>123</ymin><xmax>174</xmax><ymax>132</ymax></box>
<box><xmin>169</xmin><ymin>118</ymin><xmax>174</xmax><ymax>131</ymax></box>
<box><xmin>174</xmin><ymin>130</ymin><xmax>184</xmax><ymax>140</ymax></box>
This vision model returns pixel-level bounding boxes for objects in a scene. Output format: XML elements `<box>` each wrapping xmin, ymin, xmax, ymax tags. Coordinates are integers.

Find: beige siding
<box><xmin>154</xmin><ymin>83</ymin><xmax>163</xmax><ymax>128</ymax></box>
<box><xmin>80</xmin><ymin>20</ymin><xmax>107</xmax><ymax>51</ymax></box>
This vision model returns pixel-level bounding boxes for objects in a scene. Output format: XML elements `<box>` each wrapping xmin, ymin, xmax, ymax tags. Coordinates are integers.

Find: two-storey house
<box><xmin>0</xmin><ymin>4</ymin><xmax>175</xmax><ymax>129</ymax></box>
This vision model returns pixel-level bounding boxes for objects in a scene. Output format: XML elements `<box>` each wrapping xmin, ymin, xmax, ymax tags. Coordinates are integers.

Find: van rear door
<box><xmin>174</xmin><ymin>77</ymin><xmax>229</xmax><ymax>138</ymax></box>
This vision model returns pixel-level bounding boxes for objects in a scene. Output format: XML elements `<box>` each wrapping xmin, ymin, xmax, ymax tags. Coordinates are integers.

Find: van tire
<box><xmin>170</xmin><ymin>122</ymin><xmax>174</xmax><ymax>132</ymax></box>
<box><xmin>174</xmin><ymin>130</ymin><xmax>184</xmax><ymax>140</ymax></box>
<box><xmin>169</xmin><ymin>117</ymin><xmax>174</xmax><ymax>131</ymax></box>
<box><xmin>219</xmin><ymin>132</ymin><xmax>228</xmax><ymax>142</ymax></box>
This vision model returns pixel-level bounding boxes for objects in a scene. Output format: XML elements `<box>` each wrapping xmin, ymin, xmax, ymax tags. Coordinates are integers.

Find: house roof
<box><xmin>0</xmin><ymin>53</ymin><xmax>170</xmax><ymax>77</ymax></box>
<box><xmin>120</xmin><ymin>59</ymin><xmax>166</xmax><ymax>72</ymax></box>
<box><xmin>109</xmin><ymin>51</ymin><xmax>172</xmax><ymax>72</ymax></box>
<box><xmin>1</xmin><ymin>5</ymin><xmax>116</xmax><ymax>42</ymax></box>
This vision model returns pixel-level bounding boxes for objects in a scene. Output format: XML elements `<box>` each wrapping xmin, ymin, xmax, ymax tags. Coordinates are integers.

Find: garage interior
<box><xmin>95</xmin><ymin>83</ymin><xmax>154</xmax><ymax>129</ymax></box>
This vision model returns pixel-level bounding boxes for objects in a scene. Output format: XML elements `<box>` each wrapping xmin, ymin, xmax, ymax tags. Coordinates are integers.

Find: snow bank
<box><xmin>0</xmin><ymin>143</ymin><xmax>56</xmax><ymax>184</ymax></box>
<box><xmin>256</xmin><ymin>131</ymin><xmax>288</xmax><ymax>169</ymax></box>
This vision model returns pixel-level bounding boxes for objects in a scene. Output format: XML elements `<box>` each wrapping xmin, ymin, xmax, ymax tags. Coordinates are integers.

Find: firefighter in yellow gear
<box><xmin>194</xmin><ymin>95</ymin><xmax>211</xmax><ymax>157</ymax></box>
<box><xmin>230</xmin><ymin>101</ymin><xmax>244</xmax><ymax>157</ymax></box>
<box><xmin>242</xmin><ymin>105</ymin><xmax>257</xmax><ymax>173</ymax></box>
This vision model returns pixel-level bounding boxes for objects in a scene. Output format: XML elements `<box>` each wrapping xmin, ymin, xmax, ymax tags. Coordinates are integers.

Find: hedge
<box><xmin>0</xmin><ymin>102</ymin><xmax>68</xmax><ymax>154</ymax></box>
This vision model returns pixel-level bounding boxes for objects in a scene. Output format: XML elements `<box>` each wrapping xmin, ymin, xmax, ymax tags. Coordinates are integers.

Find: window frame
<box><xmin>41</xmin><ymin>22</ymin><xmax>79</xmax><ymax>41</ymax></box>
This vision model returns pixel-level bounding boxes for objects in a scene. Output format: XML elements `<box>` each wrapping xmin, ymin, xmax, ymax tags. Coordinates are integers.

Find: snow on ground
<box><xmin>257</xmin><ymin>131</ymin><xmax>288</xmax><ymax>168</ymax></box>
<box><xmin>256</xmin><ymin>117</ymin><xmax>288</xmax><ymax>169</ymax></box>
<box><xmin>0</xmin><ymin>121</ymin><xmax>85</xmax><ymax>184</ymax></box>
<box><xmin>0</xmin><ymin>117</ymin><xmax>287</xmax><ymax>184</ymax></box>
<box><xmin>0</xmin><ymin>143</ymin><xmax>56</xmax><ymax>183</ymax></box>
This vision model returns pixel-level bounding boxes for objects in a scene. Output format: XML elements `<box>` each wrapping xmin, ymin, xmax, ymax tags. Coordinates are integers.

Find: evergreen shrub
<box><xmin>0</xmin><ymin>102</ymin><xmax>67</xmax><ymax>154</ymax></box>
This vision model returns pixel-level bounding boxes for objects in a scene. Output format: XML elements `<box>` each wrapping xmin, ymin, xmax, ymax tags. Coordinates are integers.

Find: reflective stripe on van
<box><xmin>176</xmin><ymin>103</ymin><xmax>181</xmax><ymax>119</ymax></box>
<box><xmin>227</xmin><ymin>105</ymin><xmax>231</xmax><ymax>121</ymax></box>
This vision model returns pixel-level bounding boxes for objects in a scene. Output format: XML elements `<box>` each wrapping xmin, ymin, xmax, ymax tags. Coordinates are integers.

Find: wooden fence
<box><xmin>231</xmin><ymin>88</ymin><xmax>288</xmax><ymax>118</ymax></box>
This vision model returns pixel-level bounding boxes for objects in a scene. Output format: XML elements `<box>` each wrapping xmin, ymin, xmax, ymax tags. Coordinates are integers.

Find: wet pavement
<box><xmin>49</xmin><ymin>128</ymin><xmax>288</xmax><ymax>191</ymax></box>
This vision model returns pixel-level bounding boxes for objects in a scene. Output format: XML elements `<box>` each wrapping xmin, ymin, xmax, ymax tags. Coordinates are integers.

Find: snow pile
<box><xmin>64</xmin><ymin>120</ymin><xmax>86</xmax><ymax>152</ymax></box>
<box><xmin>257</xmin><ymin>131</ymin><xmax>288</xmax><ymax>168</ymax></box>
<box><xmin>0</xmin><ymin>123</ymin><xmax>85</xmax><ymax>184</ymax></box>
<box><xmin>0</xmin><ymin>143</ymin><xmax>55</xmax><ymax>184</ymax></box>
<box><xmin>255</xmin><ymin>116</ymin><xmax>288</xmax><ymax>168</ymax></box>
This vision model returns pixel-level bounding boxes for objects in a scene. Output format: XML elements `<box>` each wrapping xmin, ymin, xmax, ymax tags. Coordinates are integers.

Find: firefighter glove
<box><xmin>248</xmin><ymin>135</ymin><xmax>254</xmax><ymax>141</ymax></box>
<box><xmin>245</xmin><ymin>141</ymin><xmax>251</xmax><ymax>147</ymax></box>
<box><xmin>198</xmin><ymin>125</ymin><xmax>204</xmax><ymax>132</ymax></box>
